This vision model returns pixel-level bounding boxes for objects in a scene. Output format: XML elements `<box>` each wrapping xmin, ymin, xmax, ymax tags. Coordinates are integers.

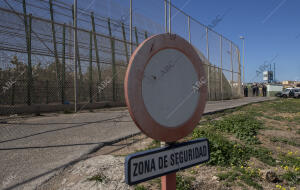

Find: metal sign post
<box><xmin>124</xmin><ymin>33</ymin><xmax>208</xmax><ymax>189</ymax></box>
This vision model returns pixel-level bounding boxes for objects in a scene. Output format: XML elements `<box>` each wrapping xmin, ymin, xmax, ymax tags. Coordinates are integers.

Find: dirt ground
<box><xmin>38</xmin><ymin>98</ymin><xmax>300</xmax><ymax>190</ymax></box>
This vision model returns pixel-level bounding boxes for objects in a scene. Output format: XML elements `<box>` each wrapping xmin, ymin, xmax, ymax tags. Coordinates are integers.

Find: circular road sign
<box><xmin>125</xmin><ymin>33</ymin><xmax>207</xmax><ymax>142</ymax></box>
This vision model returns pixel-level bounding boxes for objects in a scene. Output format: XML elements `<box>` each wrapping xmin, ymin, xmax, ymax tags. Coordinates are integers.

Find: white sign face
<box><xmin>142</xmin><ymin>49</ymin><xmax>199</xmax><ymax>127</ymax></box>
<box><xmin>125</xmin><ymin>33</ymin><xmax>207</xmax><ymax>142</ymax></box>
<box><xmin>125</xmin><ymin>138</ymin><xmax>210</xmax><ymax>185</ymax></box>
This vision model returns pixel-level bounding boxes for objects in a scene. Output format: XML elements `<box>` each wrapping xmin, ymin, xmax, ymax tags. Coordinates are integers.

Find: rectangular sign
<box><xmin>125</xmin><ymin>138</ymin><xmax>210</xmax><ymax>185</ymax></box>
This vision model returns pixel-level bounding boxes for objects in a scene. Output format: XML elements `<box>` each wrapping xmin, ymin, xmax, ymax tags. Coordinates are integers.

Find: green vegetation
<box><xmin>176</xmin><ymin>175</ymin><xmax>194</xmax><ymax>190</ymax></box>
<box><xmin>136</xmin><ymin>99</ymin><xmax>300</xmax><ymax>189</ymax></box>
<box><xmin>281</xmin><ymin>170</ymin><xmax>300</xmax><ymax>185</ymax></box>
<box><xmin>270</xmin><ymin>136</ymin><xmax>300</xmax><ymax>147</ymax></box>
<box><xmin>212</xmin><ymin>113</ymin><xmax>263</xmax><ymax>144</ymax></box>
<box><xmin>217</xmin><ymin>166</ymin><xmax>263</xmax><ymax>190</ymax></box>
<box><xmin>87</xmin><ymin>173</ymin><xmax>106</xmax><ymax>183</ymax></box>
<box><xmin>192</xmin><ymin>113</ymin><xmax>276</xmax><ymax>167</ymax></box>
<box><xmin>252</xmin><ymin>147</ymin><xmax>276</xmax><ymax>166</ymax></box>
<box><xmin>134</xmin><ymin>175</ymin><xmax>194</xmax><ymax>190</ymax></box>
<box><xmin>192</xmin><ymin>126</ymin><xmax>251</xmax><ymax>166</ymax></box>
<box><xmin>241</xmin><ymin>99</ymin><xmax>300</xmax><ymax>114</ymax></box>
<box><xmin>134</xmin><ymin>185</ymin><xmax>147</xmax><ymax>190</ymax></box>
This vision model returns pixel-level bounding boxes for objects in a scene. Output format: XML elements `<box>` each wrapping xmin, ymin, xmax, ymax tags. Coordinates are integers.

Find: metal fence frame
<box><xmin>0</xmin><ymin>0</ymin><xmax>242</xmax><ymax>115</ymax></box>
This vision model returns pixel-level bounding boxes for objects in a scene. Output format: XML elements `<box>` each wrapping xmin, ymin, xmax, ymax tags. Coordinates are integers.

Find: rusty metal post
<box><xmin>89</xmin><ymin>31</ymin><xmax>93</xmax><ymax>103</ymax></box>
<box><xmin>188</xmin><ymin>16</ymin><xmax>191</xmax><ymax>43</ymax></box>
<box><xmin>129</xmin><ymin>0</ymin><xmax>133</xmax><ymax>55</ymax></box>
<box><xmin>49</xmin><ymin>0</ymin><xmax>61</xmax><ymax>100</ymax></box>
<box><xmin>230</xmin><ymin>41</ymin><xmax>233</xmax><ymax>97</ymax></box>
<box><xmin>121</xmin><ymin>22</ymin><xmax>129</xmax><ymax>64</ymax></box>
<box><xmin>206</xmin><ymin>27</ymin><xmax>210</xmax><ymax>100</ymax></box>
<box><xmin>91</xmin><ymin>12</ymin><xmax>102</xmax><ymax>85</ymax></box>
<box><xmin>220</xmin><ymin>35</ymin><xmax>223</xmax><ymax>100</ymax></box>
<box><xmin>73</xmin><ymin>0</ymin><xmax>78</xmax><ymax>112</ymax></box>
<box><xmin>134</xmin><ymin>26</ymin><xmax>139</xmax><ymax>45</ymax></box>
<box><xmin>108</xmin><ymin>18</ymin><xmax>116</xmax><ymax>101</ymax></box>
<box><xmin>161</xmin><ymin>142</ymin><xmax>176</xmax><ymax>190</ymax></box>
<box><xmin>61</xmin><ymin>23</ymin><xmax>66</xmax><ymax>104</ymax></box>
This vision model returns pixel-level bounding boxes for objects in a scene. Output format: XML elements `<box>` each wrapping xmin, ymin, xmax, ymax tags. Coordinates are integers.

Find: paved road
<box><xmin>0</xmin><ymin>97</ymin><xmax>274</xmax><ymax>190</ymax></box>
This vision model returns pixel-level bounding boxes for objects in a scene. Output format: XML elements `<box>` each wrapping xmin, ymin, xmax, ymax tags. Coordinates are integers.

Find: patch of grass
<box><xmin>217</xmin><ymin>167</ymin><xmax>263</xmax><ymax>190</ymax></box>
<box><xmin>217</xmin><ymin>170</ymin><xmax>239</xmax><ymax>182</ymax></box>
<box><xmin>279</xmin><ymin>153</ymin><xmax>300</xmax><ymax>168</ymax></box>
<box><xmin>237</xmin><ymin>181</ymin><xmax>248</xmax><ymax>189</ymax></box>
<box><xmin>192</xmin><ymin>127</ymin><xmax>251</xmax><ymax>166</ymax></box>
<box><xmin>212</xmin><ymin>113</ymin><xmax>263</xmax><ymax>144</ymax></box>
<box><xmin>192</xmin><ymin>126</ymin><xmax>276</xmax><ymax>167</ymax></box>
<box><xmin>281</xmin><ymin>170</ymin><xmax>300</xmax><ymax>185</ymax></box>
<box><xmin>176</xmin><ymin>175</ymin><xmax>194</xmax><ymax>190</ymax></box>
<box><xmin>297</xmin><ymin>129</ymin><xmax>300</xmax><ymax>134</ymax></box>
<box><xmin>270</xmin><ymin>136</ymin><xmax>300</xmax><ymax>147</ymax></box>
<box><xmin>87</xmin><ymin>173</ymin><xmax>106</xmax><ymax>183</ymax></box>
<box><xmin>261</xmin><ymin>99</ymin><xmax>300</xmax><ymax>113</ymax></box>
<box><xmin>240</xmin><ymin>174</ymin><xmax>263</xmax><ymax>190</ymax></box>
<box><xmin>252</xmin><ymin>147</ymin><xmax>277</xmax><ymax>166</ymax></box>
<box><xmin>291</xmin><ymin>115</ymin><xmax>300</xmax><ymax>122</ymax></box>
<box><xmin>134</xmin><ymin>185</ymin><xmax>147</xmax><ymax>190</ymax></box>
<box><xmin>252</xmin><ymin>147</ymin><xmax>276</xmax><ymax>166</ymax></box>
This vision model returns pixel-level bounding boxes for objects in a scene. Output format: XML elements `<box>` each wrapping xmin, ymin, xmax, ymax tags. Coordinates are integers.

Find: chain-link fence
<box><xmin>0</xmin><ymin>0</ymin><xmax>242</xmax><ymax>115</ymax></box>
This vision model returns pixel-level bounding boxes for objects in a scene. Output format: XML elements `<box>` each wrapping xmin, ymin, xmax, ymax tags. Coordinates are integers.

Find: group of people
<box><xmin>243</xmin><ymin>84</ymin><xmax>267</xmax><ymax>97</ymax></box>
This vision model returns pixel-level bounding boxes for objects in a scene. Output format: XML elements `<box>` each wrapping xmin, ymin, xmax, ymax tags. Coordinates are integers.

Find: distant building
<box><xmin>282</xmin><ymin>81</ymin><xmax>294</xmax><ymax>85</ymax></box>
<box><xmin>282</xmin><ymin>80</ymin><xmax>300</xmax><ymax>88</ymax></box>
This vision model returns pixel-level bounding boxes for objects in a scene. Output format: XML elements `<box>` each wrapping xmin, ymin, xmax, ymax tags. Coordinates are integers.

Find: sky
<box><xmin>168</xmin><ymin>0</ymin><xmax>300</xmax><ymax>82</ymax></box>
<box><xmin>102</xmin><ymin>0</ymin><xmax>300</xmax><ymax>83</ymax></box>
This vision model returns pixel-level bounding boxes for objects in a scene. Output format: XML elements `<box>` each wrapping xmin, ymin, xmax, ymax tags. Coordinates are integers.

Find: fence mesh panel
<box><xmin>0</xmin><ymin>0</ymin><xmax>242</xmax><ymax>115</ymax></box>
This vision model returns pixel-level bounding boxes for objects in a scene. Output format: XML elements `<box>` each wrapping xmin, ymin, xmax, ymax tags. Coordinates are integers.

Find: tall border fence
<box><xmin>0</xmin><ymin>0</ymin><xmax>242</xmax><ymax>115</ymax></box>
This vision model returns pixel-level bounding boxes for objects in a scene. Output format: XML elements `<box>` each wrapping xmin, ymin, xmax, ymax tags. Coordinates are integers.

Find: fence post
<box><xmin>214</xmin><ymin>65</ymin><xmax>217</xmax><ymax>101</ymax></box>
<box><xmin>134</xmin><ymin>26</ymin><xmax>139</xmax><ymax>45</ymax></box>
<box><xmin>206</xmin><ymin>27</ymin><xmax>210</xmax><ymax>101</ymax></box>
<box><xmin>220</xmin><ymin>35</ymin><xmax>223</xmax><ymax>100</ymax></box>
<box><xmin>28</xmin><ymin>14</ymin><xmax>33</xmax><ymax>105</ymax></box>
<box><xmin>108</xmin><ymin>18</ymin><xmax>116</xmax><ymax>101</ymax></box>
<box><xmin>121</xmin><ymin>23</ymin><xmax>129</xmax><ymax>64</ymax></box>
<box><xmin>73</xmin><ymin>2</ymin><xmax>78</xmax><ymax>112</ymax></box>
<box><xmin>72</xmin><ymin>4</ymin><xmax>82</xmax><ymax>103</ymax></box>
<box><xmin>230</xmin><ymin>41</ymin><xmax>233</xmax><ymax>98</ymax></box>
<box><xmin>46</xmin><ymin>80</ymin><xmax>49</xmax><ymax>104</ymax></box>
<box><xmin>89</xmin><ymin>31</ymin><xmax>93</xmax><ymax>103</ymax></box>
<box><xmin>238</xmin><ymin>47</ymin><xmax>242</xmax><ymax>97</ymax></box>
<box><xmin>169</xmin><ymin>0</ymin><xmax>171</xmax><ymax>33</ymax></box>
<box><xmin>61</xmin><ymin>23</ymin><xmax>66</xmax><ymax>104</ymax></box>
<box><xmin>23</xmin><ymin>0</ymin><xmax>32</xmax><ymax>105</ymax></box>
<box><xmin>165</xmin><ymin>0</ymin><xmax>167</xmax><ymax>32</ymax></box>
<box><xmin>91</xmin><ymin>12</ymin><xmax>102</xmax><ymax>101</ymax></box>
<box><xmin>90</xmin><ymin>12</ymin><xmax>101</xmax><ymax>81</ymax></box>
<box><xmin>11</xmin><ymin>83</ymin><xmax>15</xmax><ymax>105</ymax></box>
<box><xmin>49</xmin><ymin>0</ymin><xmax>61</xmax><ymax>100</ymax></box>
<box><xmin>188</xmin><ymin>16</ymin><xmax>191</xmax><ymax>43</ymax></box>
<box><xmin>144</xmin><ymin>31</ymin><xmax>148</xmax><ymax>39</ymax></box>
<box><xmin>129</xmin><ymin>0</ymin><xmax>133</xmax><ymax>55</ymax></box>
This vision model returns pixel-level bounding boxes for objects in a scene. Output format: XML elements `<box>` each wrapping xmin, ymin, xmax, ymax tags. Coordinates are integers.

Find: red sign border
<box><xmin>124</xmin><ymin>33</ymin><xmax>207</xmax><ymax>142</ymax></box>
